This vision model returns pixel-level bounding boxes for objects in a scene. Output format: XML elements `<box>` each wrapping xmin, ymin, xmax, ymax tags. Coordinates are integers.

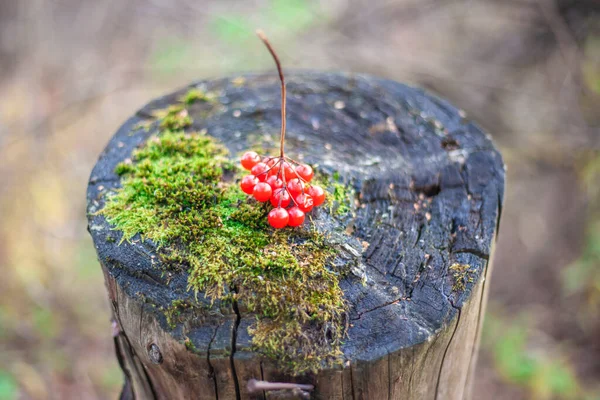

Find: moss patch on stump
<box><xmin>100</xmin><ymin>91</ymin><xmax>349</xmax><ymax>375</ymax></box>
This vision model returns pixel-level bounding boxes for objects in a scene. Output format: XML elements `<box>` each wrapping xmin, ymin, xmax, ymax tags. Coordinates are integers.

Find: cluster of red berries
<box><xmin>239</xmin><ymin>151</ymin><xmax>326</xmax><ymax>229</ymax></box>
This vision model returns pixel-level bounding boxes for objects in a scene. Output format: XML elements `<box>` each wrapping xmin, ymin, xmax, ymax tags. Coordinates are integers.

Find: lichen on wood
<box><xmin>449</xmin><ymin>263</ymin><xmax>475</xmax><ymax>292</ymax></box>
<box><xmin>99</xmin><ymin>91</ymin><xmax>350</xmax><ymax>375</ymax></box>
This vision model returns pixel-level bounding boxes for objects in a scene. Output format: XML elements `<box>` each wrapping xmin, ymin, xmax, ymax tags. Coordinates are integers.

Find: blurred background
<box><xmin>0</xmin><ymin>0</ymin><xmax>599</xmax><ymax>399</ymax></box>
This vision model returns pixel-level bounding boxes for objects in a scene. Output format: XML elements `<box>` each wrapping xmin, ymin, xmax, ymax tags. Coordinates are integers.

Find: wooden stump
<box><xmin>87</xmin><ymin>72</ymin><xmax>504</xmax><ymax>400</ymax></box>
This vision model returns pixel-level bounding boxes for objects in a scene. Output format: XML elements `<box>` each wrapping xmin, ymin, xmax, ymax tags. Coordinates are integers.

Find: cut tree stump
<box><xmin>87</xmin><ymin>72</ymin><xmax>505</xmax><ymax>400</ymax></box>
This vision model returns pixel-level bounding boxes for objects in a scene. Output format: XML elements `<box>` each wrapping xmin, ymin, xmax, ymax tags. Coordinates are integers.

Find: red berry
<box><xmin>307</xmin><ymin>185</ymin><xmax>326</xmax><ymax>206</ymax></box>
<box><xmin>240</xmin><ymin>175</ymin><xmax>258</xmax><ymax>194</ymax></box>
<box><xmin>295</xmin><ymin>193</ymin><xmax>314</xmax><ymax>213</ymax></box>
<box><xmin>253</xmin><ymin>182</ymin><xmax>272</xmax><ymax>202</ymax></box>
<box><xmin>241</xmin><ymin>151</ymin><xmax>261</xmax><ymax>170</ymax></box>
<box><xmin>251</xmin><ymin>162</ymin><xmax>269</xmax><ymax>181</ymax></box>
<box><xmin>287</xmin><ymin>178</ymin><xmax>304</xmax><ymax>196</ymax></box>
<box><xmin>282</xmin><ymin>162</ymin><xmax>295</xmax><ymax>180</ymax></box>
<box><xmin>270</xmin><ymin>188</ymin><xmax>291</xmax><ymax>208</ymax></box>
<box><xmin>295</xmin><ymin>164</ymin><xmax>314</xmax><ymax>182</ymax></box>
<box><xmin>288</xmin><ymin>206</ymin><xmax>305</xmax><ymax>227</ymax></box>
<box><xmin>268</xmin><ymin>207</ymin><xmax>289</xmax><ymax>229</ymax></box>
<box><xmin>266</xmin><ymin>175</ymin><xmax>284</xmax><ymax>190</ymax></box>
<box><xmin>267</xmin><ymin>164</ymin><xmax>280</xmax><ymax>177</ymax></box>
<box><xmin>263</xmin><ymin>157</ymin><xmax>276</xmax><ymax>168</ymax></box>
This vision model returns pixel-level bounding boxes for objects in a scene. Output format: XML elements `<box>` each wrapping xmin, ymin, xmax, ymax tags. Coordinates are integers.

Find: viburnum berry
<box><xmin>295</xmin><ymin>164</ymin><xmax>313</xmax><ymax>182</ymax></box>
<box><xmin>267</xmin><ymin>164</ymin><xmax>280</xmax><ymax>177</ymax></box>
<box><xmin>268</xmin><ymin>207</ymin><xmax>289</xmax><ymax>229</ymax></box>
<box><xmin>307</xmin><ymin>185</ymin><xmax>326</xmax><ymax>207</ymax></box>
<box><xmin>251</xmin><ymin>162</ymin><xmax>269</xmax><ymax>182</ymax></box>
<box><xmin>287</xmin><ymin>206</ymin><xmax>305</xmax><ymax>227</ymax></box>
<box><xmin>263</xmin><ymin>157</ymin><xmax>276</xmax><ymax>168</ymax></box>
<box><xmin>240</xmin><ymin>175</ymin><xmax>258</xmax><ymax>194</ymax></box>
<box><xmin>266</xmin><ymin>175</ymin><xmax>284</xmax><ymax>190</ymax></box>
<box><xmin>287</xmin><ymin>178</ymin><xmax>304</xmax><ymax>196</ymax></box>
<box><xmin>295</xmin><ymin>193</ymin><xmax>314</xmax><ymax>213</ymax></box>
<box><xmin>270</xmin><ymin>188</ymin><xmax>291</xmax><ymax>208</ymax></box>
<box><xmin>282</xmin><ymin>163</ymin><xmax>295</xmax><ymax>181</ymax></box>
<box><xmin>241</xmin><ymin>151</ymin><xmax>261</xmax><ymax>170</ymax></box>
<box><xmin>253</xmin><ymin>182</ymin><xmax>272</xmax><ymax>202</ymax></box>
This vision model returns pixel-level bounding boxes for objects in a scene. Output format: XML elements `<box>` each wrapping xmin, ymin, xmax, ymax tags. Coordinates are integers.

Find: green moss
<box><xmin>179</xmin><ymin>88</ymin><xmax>216</xmax><ymax>105</ymax></box>
<box><xmin>309</xmin><ymin>171</ymin><xmax>355</xmax><ymax>218</ymax></box>
<box><xmin>164</xmin><ymin>299</ymin><xmax>195</xmax><ymax>329</ymax></box>
<box><xmin>449</xmin><ymin>263</ymin><xmax>474</xmax><ymax>292</ymax></box>
<box><xmin>152</xmin><ymin>105</ymin><xmax>193</xmax><ymax>131</ymax></box>
<box><xmin>114</xmin><ymin>160</ymin><xmax>134</xmax><ymax>176</ymax></box>
<box><xmin>101</xmin><ymin>103</ymin><xmax>348</xmax><ymax>375</ymax></box>
<box><xmin>184</xmin><ymin>338</ymin><xmax>197</xmax><ymax>352</ymax></box>
<box><xmin>331</xmin><ymin>182</ymin><xmax>354</xmax><ymax>216</ymax></box>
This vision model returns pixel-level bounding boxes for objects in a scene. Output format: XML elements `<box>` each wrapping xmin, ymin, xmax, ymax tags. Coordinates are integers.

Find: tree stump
<box><xmin>87</xmin><ymin>72</ymin><xmax>504</xmax><ymax>400</ymax></box>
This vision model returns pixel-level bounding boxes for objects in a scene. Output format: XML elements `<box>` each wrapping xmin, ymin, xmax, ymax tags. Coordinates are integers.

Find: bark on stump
<box><xmin>87</xmin><ymin>72</ymin><xmax>505</xmax><ymax>400</ymax></box>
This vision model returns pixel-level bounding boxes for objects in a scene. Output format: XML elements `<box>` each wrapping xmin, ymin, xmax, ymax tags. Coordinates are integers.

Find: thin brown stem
<box><xmin>282</xmin><ymin>155</ymin><xmax>302</xmax><ymax>166</ymax></box>
<box><xmin>257</xmin><ymin>158</ymin><xmax>283</xmax><ymax>178</ymax></box>
<box><xmin>290</xmin><ymin>167</ymin><xmax>309</xmax><ymax>185</ymax></box>
<box><xmin>256</xmin><ymin>29</ymin><xmax>287</xmax><ymax>158</ymax></box>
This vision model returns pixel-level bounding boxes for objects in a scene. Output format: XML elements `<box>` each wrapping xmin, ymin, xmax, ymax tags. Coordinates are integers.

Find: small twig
<box><xmin>247</xmin><ymin>379</ymin><xmax>314</xmax><ymax>393</ymax></box>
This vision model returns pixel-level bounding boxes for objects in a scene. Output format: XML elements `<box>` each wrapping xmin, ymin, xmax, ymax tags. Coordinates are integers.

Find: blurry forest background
<box><xmin>0</xmin><ymin>0</ymin><xmax>599</xmax><ymax>399</ymax></box>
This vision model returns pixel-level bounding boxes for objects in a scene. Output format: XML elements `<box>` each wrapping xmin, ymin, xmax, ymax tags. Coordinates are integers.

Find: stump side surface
<box><xmin>87</xmin><ymin>71</ymin><xmax>504</xmax><ymax>399</ymax></box>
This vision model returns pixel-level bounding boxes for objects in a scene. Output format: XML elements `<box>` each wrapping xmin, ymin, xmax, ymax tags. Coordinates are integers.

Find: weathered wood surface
<box><xmin>87</xmin><ymin>72</ymin><xmax>505</xmax><ymax>399</ymax></box>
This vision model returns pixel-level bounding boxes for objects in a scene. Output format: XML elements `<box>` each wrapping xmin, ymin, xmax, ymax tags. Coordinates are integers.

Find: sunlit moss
<box><xmin>179</xmin><ymin>88</ymin><xmax>216</xmax><ymax>105</ymax></box>
<box><xmin>184</xmin><ymin>338</ymin><xmax>197</xmax><ymax>352</ymax></box>
<box><xmin>312</xmin><ymin>173</ymin><xmax>355</xmax><ymax>217</ymax></box>
<box><xmin>330</xmin><ymin>181</ymin><xmax>355</xmax><ymax>216</ymax></box>
<box><xmin>100</xmin><ymin>102</ymin><xmax>348</xmax><ymax>374</ymax></box>
<box><xmin>152</xmin><ymin>105</ymin><xmax>192</xmax><ymax>131</ymax></box>
<box><xmin>164</xmin><ymin>299</ymin><xmax>196</xmax><ymax>330</ymax></box>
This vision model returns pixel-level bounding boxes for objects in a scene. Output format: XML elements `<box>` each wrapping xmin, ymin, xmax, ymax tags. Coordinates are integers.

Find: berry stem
<box><xmin>260</xmin><ymin>158</ymin><xmax>282</xmax><ymax>177</ymax></box>
<box><xmin>240</xmin><ymin>32</ymin><xmax>325</xmax><ymax>227</ymax></box>
<box><xmin>256</xmin><ymin>29</ymin><xmax>287</xmax><ymax>159</ymax></box>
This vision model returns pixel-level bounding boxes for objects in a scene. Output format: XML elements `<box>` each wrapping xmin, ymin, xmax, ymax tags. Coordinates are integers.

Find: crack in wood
<box><xmin>463</xmin><ymin>199</ymin><xmax>502</xmax><ymax>398</ymax></box>
<box><xmin>452</xmin><ymin>248</ymin><xmax>490</xmax><ymax>261</ymax></box>
<box><xmin>111</xmin><ymin>276</ymin><xmax>158</xmax><ymax>399</ymax></box>
<box><xmin>434</xmin><ymin>306</ymin><xmax>462</xmax><ymax>400</ymax></box>
<box><xmin>349</xmin><ymin>362</ymin><xmax>356</xmax><ymax>400</ymax></box>
<box><xmin>207</xmin><ymin>325</ymin><xmax>219</xmax><ymax>400</ymax></box>
<box><xmin>259</xmin><ymin>362</ymin><xmax>266</xmax><ymax>400</ymax></box>
<box><xmin>350</xmin><ymin>297</ymin><xmax>409</xmax><ymax>321</ymax></box>
<box><xmin>387</xmin><ymin>352</ymin><xmax>392</xmax><ymax>400</ymax></box>
<box><xmin>230</xmin><ymin>299</ymin><xmax>242</xmax><ymax>400</ymax></box>
<box><xmin>464</xmin><ymin>260</ymin><xmax>489</xmax><ymax>398</ymax></box>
